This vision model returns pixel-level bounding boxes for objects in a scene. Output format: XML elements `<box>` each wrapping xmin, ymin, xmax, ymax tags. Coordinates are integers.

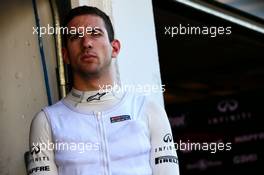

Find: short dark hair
<box><xmin>63</xmin><ymin>6</ymin><xmax>115</xmax><ymax>43</ymax></box>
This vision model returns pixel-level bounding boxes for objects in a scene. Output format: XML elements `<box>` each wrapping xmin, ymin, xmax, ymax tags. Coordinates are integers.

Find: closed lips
<box><xmin>81</xmin><ymin>53</ymin><xmax>97</xmax><ymax>60</ymax></box>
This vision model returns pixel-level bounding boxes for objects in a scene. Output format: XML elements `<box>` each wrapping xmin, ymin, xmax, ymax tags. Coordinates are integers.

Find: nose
<box><xmin>81</xmin><ymin>35</ymin><xmax>93</xmax><ymax>49</ymax></box>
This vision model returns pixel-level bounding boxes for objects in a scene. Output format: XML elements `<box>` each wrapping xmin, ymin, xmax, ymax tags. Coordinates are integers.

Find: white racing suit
<box><xmin>28</xmin><ymin>88</ymin><xmax>179</xmax><ymax>175</ymax></box>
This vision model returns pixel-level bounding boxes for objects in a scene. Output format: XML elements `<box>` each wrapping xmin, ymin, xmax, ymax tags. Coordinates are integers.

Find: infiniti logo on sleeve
<box><xmin>163</xmin><ymin>133</ymin><xmax>173</xmax><ymax>143</ymax></box>
<box><xmin>30</xmin><ymin>145</ymin><xmax>41</xmax><ymax>155</ymax></box>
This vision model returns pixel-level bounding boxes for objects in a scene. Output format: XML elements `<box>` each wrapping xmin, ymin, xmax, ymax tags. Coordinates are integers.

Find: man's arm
<box><xmin>28</xmin><ymin>111</ymin><xmax>58</xmax><ymax>175</ymax></box>
<box><xmin>144</xmin><ymin>99</ymin><xmax>180</xmax><ymax>175</ymax></box>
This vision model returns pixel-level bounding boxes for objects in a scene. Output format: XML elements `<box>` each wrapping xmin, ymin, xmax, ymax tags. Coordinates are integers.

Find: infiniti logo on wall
<box><xmin>217</xmin><ymin>99</ymin><xmax>238</xmax><ymax>113</ymax></box>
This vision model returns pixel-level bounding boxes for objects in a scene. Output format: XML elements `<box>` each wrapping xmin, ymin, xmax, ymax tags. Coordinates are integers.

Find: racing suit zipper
<box><xmin>96</xmin><ymin>111</ymin><xmax>111</xmax><ymax>175</ymax></box>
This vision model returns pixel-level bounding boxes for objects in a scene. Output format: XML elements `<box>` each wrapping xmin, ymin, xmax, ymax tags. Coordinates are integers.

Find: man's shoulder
<box><xmin>45</xmin><ymin>99</ymin><xmax>64</xmax><ymax>109</ymax></box>
<box><xmin>32</xmin><ymin>99</ymin><xmax>64</xmax><ymax>120</ymax></box>
<box><xmin>124</xmin><ymin>92</ymin><xmax>147</xmax><ymax>103</ymax></box>
<box><xmin>125</xmin><ymin>92</ymin><xmax>164</xmax><ymax>111</ymax></box>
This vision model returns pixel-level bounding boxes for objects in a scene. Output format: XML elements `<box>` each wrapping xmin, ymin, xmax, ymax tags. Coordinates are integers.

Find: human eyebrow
<box><xmin>87</xmin><ymin>27</ymin><xmax>103</xmax><ymax>37</ymax></box>
<box><xmin>67</xmin><ymin>33</ymin><xmax>82</xmax><ymax>40</ymax></box>
<box><xmin>93</xmin><ymin>27</ymin><xmax>104</xmax><ymax>34</ymax></box>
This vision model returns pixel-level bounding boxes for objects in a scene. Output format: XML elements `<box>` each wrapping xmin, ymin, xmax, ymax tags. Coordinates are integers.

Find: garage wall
<box><xmin>0</xmin><ymin>0</ymin><xmax>58</xmax><ymax>174</ymax></box>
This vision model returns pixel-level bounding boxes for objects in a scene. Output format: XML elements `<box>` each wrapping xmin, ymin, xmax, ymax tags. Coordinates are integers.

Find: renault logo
<box><xmin>217</xmin><ymin>99</ymin><xmax>238</xmax><ymax>113</ymax></box>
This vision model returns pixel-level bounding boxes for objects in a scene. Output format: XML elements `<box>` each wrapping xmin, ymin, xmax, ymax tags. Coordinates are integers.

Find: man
<box><xmin>29</xmin><ymin>6</ymin><xmax>179</xmax><ymax>175</ymax></box>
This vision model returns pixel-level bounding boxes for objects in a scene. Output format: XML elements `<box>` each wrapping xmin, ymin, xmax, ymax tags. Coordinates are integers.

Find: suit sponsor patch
<box><xmin>155</xmin><ymin>155</ymin><xmax>178</xmax><ymax>165</ymax></box>
<box><xmin>110</xmin><ymin>115</ymin><xmax>131</xmax><ymax>123</ymax></box>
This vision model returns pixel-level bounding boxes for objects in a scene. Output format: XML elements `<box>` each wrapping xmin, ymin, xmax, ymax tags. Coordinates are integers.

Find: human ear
<box><xmin>62</xmin><ymin>47</ymin><xmax>70</xmax><ymax>64</ymax></box>
<box><xmin>111</xmin><ymin>39</ymin><xmax>121</xmax><ymax>58</ymax></box>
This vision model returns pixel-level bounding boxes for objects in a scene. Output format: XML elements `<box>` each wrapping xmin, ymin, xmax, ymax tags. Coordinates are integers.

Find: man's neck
<box><xmin>73</xmin><ymin>73</ymin><xmax>114</xmax><ymax>91</ymax></box>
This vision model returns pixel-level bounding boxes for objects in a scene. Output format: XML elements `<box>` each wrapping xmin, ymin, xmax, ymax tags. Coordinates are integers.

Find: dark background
<box><xmin>152</xmin><ymin>0</ymin><xmax>264</xmax><ymax>174</ymax></box>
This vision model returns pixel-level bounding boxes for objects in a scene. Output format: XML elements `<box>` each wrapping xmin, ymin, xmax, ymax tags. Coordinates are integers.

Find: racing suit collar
<box><xmin>68</xmin><ymin>87</ymin><xmax>123</xmax><ymax>103</ymax></box>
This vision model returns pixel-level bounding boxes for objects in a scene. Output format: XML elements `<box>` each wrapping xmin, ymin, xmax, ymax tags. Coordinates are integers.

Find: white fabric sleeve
<box><xmin>28</xmin><ymin>111</ymin><xmax>58</xmax><ymax>175</ymax></box>
<box><xmin>144</xmin><ymin>99</ymin><xmax>180</xmax><ymax>175</ymax></box>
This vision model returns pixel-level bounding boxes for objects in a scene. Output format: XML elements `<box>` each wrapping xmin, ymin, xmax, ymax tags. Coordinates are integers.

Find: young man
<box><xmin>29</xmin><ymin>6</ymin><xmax>179</xmax><ymax>175</ymax></box>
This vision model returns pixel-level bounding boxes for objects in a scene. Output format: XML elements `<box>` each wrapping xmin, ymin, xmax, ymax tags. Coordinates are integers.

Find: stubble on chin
<box><xmin>72</xmin><ymin>55</ymin><xmax>113</xmax><ymax>79</ymax></box>
<box><xmin>76</xmin><ymin>65</ymin><xmax>101</xmax><ymax>79</ymax></box>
